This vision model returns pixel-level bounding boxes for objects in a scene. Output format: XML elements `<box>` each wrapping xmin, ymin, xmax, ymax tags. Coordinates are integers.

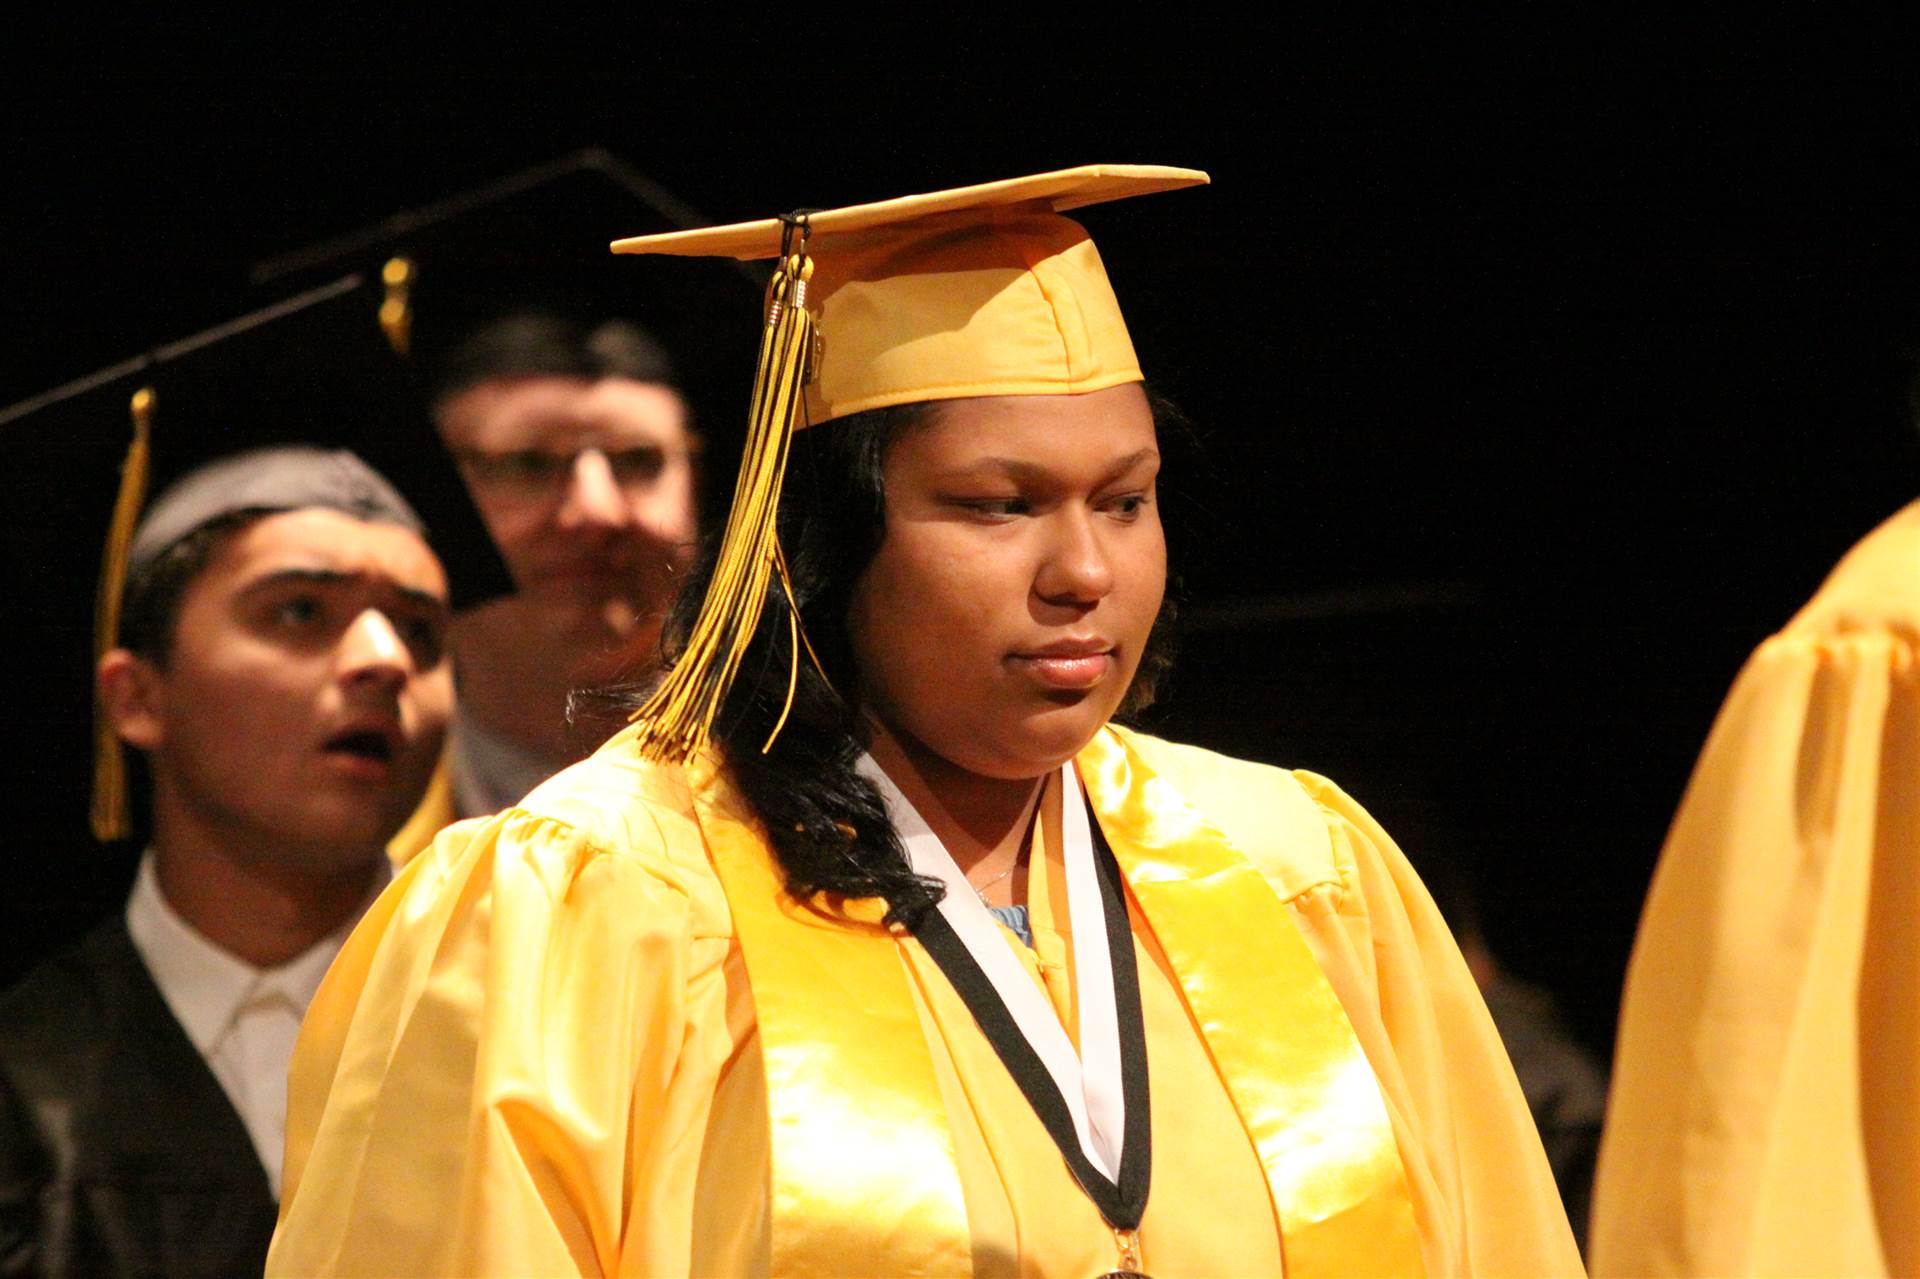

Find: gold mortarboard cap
<box><xmin>613</xmin><ymin>163</ymin><xmax>1208</xmax><ymax>425</ymax></box>
<box><xmin>610</xmin><ymin>164</ymin><xmax>1207</xmax><ymax>763</ymax></box>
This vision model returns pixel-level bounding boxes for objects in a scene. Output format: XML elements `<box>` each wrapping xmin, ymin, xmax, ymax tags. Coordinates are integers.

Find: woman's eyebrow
<box><xmin>939</xmin><ymin>448</ymin><xmax>1161</xmax><ymax>484</ymax></box>
<box><xmin>1100</xmin><ymin>448</ymin><xmax>1162</xmax><ymax>480</ymax></box>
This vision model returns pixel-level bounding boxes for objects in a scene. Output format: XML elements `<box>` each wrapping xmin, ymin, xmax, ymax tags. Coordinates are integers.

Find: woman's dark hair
<box><xmin>649</xmin><ymin>389</ymin><xmax>1185</xmax><ymax>927</ymax></box>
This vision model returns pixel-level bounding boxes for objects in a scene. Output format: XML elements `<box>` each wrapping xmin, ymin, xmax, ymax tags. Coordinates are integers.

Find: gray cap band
<box><xmin>129</xmin><ymin>446</ymin><xmax>425</xmax><ymax>579</ymax></box>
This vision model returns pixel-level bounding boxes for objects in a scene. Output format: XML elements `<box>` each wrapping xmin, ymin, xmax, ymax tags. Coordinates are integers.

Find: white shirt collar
<box><xmin>125</xmin><ymin>851</ymin><xmax>387</xmax><ymax>1056</ymax></box>
<box><xmin>448</xmin><ymin>704</ymin><xmax>557</xmax><ymax>819</ymax></box>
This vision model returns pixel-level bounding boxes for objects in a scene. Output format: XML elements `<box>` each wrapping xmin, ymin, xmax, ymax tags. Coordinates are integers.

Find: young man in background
<box><xmin>0</xmin><ymin>447</ymin><xmax>453</xmax><ymax>1277</ymax></box>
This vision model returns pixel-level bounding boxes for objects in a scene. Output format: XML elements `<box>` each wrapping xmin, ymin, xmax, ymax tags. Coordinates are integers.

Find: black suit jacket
<box><xmin>0</xmin><ymin>917</ymin><xmax>276</xmax><ymax>1278</ymax></box>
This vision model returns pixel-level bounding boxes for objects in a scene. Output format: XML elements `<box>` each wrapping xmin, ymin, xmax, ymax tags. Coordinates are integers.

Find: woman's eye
<box><xmin>1103</xmin><ymin>493</ymin><xmax>1151</xmax><ymax>518</ymax></box>
<box><xmin>955</xmin><ymin>497</ymin><xmax>1029</xmax><ymax>518</ymax></box>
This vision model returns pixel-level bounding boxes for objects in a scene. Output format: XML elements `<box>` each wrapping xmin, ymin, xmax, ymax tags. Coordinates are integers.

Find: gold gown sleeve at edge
<box><xmin>1286</xmin><ymin>772</ymin><xmax>1585</xmax><ymax>1278</ymax></box>
<box><xmin>1591</xmin><ymin>506</ymin><xmax>1920</xmax><ymax>1278</ymax></box>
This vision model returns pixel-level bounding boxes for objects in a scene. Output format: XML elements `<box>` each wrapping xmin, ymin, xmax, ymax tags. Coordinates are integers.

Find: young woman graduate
<box><xmin>266</xmin><ymin>166</ymin><xmax>1581</xmax><ymax>1277</ymax></box>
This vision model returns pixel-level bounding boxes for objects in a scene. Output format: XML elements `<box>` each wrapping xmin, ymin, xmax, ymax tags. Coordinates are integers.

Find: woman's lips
<box><xmin>1009</xmin><ymin>650</ymin><xmax>1114</xmax><ymax>690</ymax></box>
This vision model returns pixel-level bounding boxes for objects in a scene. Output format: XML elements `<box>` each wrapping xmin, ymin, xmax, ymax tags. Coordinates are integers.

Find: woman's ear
<box><xmin>97</xmin><ymin>648</ymin><xmax>165</xmax><ymax>752</ymax></box>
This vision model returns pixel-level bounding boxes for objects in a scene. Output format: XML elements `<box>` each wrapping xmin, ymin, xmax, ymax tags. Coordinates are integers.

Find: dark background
<box><xmin>5</xmin><ymin>13</ymin><xmax>1920</xmax><ymax>1057</ymax></box>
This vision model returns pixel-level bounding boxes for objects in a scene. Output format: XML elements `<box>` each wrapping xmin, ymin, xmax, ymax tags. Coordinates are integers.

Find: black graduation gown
<box><xmin>0</xmin><ymin>917</ymin><xmax>276</xmax><ymax>1278</ymax></box>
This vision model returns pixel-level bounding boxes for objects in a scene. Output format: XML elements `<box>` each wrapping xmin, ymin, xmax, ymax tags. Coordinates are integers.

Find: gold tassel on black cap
<box><xmin>633</xmin><ymin>218</ymin><xmax>821</xmax><ymax>763</ymax></box>
<box><xmin>90</xmin><ymin>385</ymin><xmax>154</xmax><ymax>841</ymax></box>
<box><xmin>379</xmin><ymin>257</ymin><xmax>415</xmax><ymax>356</ymax></box>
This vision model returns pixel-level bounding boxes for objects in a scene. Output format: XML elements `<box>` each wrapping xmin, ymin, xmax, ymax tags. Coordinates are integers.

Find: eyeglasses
<box><xmin>451</xmin><ymin>444</ymin><xmax>686</xmax><ymax>501</ymax></box>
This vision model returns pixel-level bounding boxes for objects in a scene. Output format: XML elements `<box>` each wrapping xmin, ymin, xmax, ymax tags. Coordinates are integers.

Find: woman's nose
<box><xmin>1034</xmin><ymin>509</ymin><xmax>1115</xmax><ymax>605</ymax></box>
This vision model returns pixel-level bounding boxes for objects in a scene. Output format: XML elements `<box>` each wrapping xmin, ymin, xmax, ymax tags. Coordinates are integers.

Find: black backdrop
<box><xmin>6</xmin><ymin>14</ymin><xmax>1920</xmax><ymax>1055</ymax></box>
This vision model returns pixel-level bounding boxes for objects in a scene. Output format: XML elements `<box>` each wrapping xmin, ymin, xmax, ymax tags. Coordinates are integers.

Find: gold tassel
<box><xmin>379</xmin><ymin>256</ymin><xmax>414</xmax><ymax>356</ymax></box>
<box><xmin>633</xmin><ymin>237</ymin><xmax>820</xmax><ymax>762</ymax></box>
<box><xmin>90</xmin><ymin>385</ymin><xmax>155</xmax><ymax>842</ymax></box>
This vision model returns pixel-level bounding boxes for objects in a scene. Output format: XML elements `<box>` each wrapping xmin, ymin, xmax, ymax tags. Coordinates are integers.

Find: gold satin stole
<box><xmin>704</xmin><ymin>727</ymin><xmax>1422</xmax><ymax>1277</ymax></box>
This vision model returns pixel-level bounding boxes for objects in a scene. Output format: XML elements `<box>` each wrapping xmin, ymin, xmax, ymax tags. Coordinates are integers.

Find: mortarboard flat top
<box><xmin>250</xmin><ymin>148</ymin><xmax>762</xmax><ymax>433</ymax></box>
<box><xmin>613</xmin><ymin>163</ymin><xmax>1211</xmax><ymax>426</ymax></box>
<box><xmin>1</xmin><ymin>273</ymin><xmax>511</xmax><ymax>612</ymax></box>
<box><xmin>610</xmin><ymin>164</ymin><xmax>1210</xmax><ymax>261</ymax></box>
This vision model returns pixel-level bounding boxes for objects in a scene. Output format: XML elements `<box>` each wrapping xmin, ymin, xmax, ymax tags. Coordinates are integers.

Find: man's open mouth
<box><xmin>324</xmin><ymin>730</ymin><xmax>395</xmax><ymax>763</ymax></box>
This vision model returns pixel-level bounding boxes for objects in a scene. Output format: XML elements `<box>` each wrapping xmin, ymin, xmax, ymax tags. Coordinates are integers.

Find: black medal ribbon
<box><xmin>910</xmin><ymin>811</ymin><xmax>1152</xmax><ymax>1231</ymax></box>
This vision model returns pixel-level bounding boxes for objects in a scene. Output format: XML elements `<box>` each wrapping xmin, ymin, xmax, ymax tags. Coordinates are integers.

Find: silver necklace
<box><xmin>971</xmin><ymin>856</ymin><xmax>1021</xmax><ymax>904</ymax></box>
<box><xmin>970</xmin><ymin>780</ymin><xmax>1044</xmax><ymax>903</ymax></box>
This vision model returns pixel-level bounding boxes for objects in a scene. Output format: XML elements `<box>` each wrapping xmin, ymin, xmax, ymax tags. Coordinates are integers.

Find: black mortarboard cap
<box><xmin>248</xmin><ymin>148</ymin><xmax>762</xmax><ymax>440</ymax></box>
<box><xmin>0</xmin><ymin>272</ymin><xmax>512</xmax><ymax>843</ymax></box>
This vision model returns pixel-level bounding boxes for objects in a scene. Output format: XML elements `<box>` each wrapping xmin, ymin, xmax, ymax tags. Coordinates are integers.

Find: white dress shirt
<box><xmin>448</xmin><ymin>704</ymin><xmax>556</xmax><ymax>819</ymax></box>
<box><xmin>124</xmin><ymin>853</ymin><xmax>385</xmax><ymax>1198</ymax></box>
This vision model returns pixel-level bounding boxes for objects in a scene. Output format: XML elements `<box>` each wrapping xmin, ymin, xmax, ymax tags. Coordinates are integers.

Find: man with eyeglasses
<box><xmin>424</xmin><ymin>313</ymin><xmax>700</xmax><ymax>825</ymax></box>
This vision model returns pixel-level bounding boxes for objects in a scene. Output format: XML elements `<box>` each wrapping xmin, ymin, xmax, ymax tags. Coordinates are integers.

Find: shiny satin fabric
<box><xmin>270</xmin><ymin>723</ymin><xmax>1579</xmax><ymax>1276</ymax></box>
<box><xmin>696</xmin><ymin>758</ymin><xmax>973</xmax><ymax>1278</ymax></box>
<box><xmin>1079</xmin><ymin>730</ymin><xmax>1428</xmax><ymax>1277</ymax></box>
<box><xmin>1592</xmin><ymin>501</ymin><xmax>1920</xmax><ymax>1277</ymax></box>
<box><xmin>700</xmin><ymin>729</ymin><xmax>1423</xmax><ymax>1278</ymax></box>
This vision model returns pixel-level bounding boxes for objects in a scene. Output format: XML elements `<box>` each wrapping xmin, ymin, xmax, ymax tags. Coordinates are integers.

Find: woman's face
<box><xmin>847</xmin><ymin>382</ymin><xmax>1165</xmax><ymax>780</ymax></box>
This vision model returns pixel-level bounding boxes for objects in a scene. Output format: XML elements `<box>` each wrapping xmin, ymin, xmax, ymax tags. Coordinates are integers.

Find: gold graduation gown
<box><xmin>1592</xmin><ymin>502</ymin><xmax>1920</xmax><ymax>1278</ymax></box>
<box><xmin>268</xmin><ymin>724</ymin><xmax>1577</xmax><ymax>1277</ymax></box>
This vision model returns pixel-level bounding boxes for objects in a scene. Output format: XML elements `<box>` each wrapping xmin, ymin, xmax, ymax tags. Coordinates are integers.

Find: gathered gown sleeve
<box><xmin>1589</xmin><ymin>504</ymin><xmax>1920</xmax><ymax>1278</ymax></box>
<box><xmin>267</xmin><ymin>791</ymin><xmax>740</xmax><ymax>1278</ymax></box>
<box><xmin>1285</xmin><ymin>772</ymin><xmax>1585</xmax><ymax>1278</ymax></box>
